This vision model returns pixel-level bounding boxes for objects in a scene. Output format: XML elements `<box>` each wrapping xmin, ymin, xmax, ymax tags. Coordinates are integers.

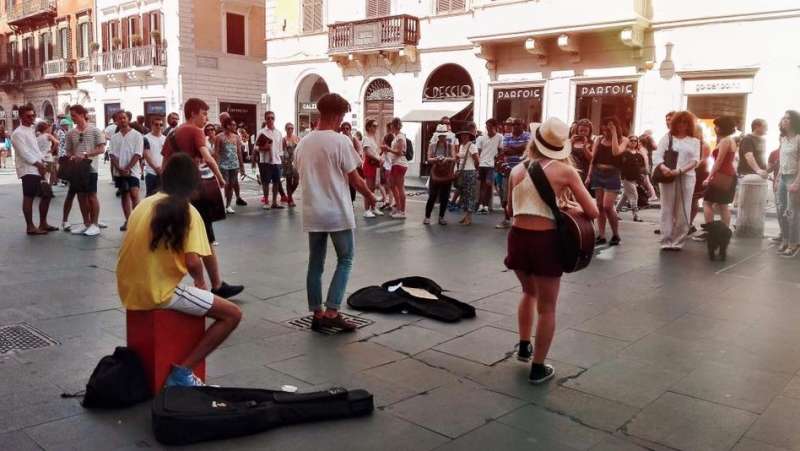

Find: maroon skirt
<box><xmin>504</xmin><ymin>227</ymin><xmax>563</xmax><ymax>277</ymax></box>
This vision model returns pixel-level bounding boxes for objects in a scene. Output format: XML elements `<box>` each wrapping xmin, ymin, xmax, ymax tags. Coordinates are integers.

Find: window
<box><xmin>302</xmin><ymin>0</ymin><xmax>323</xmax><ymax>33</ymax></box>
<box><xmin>225</xmin><ymin>13</ymin><xmax>245</xmax><ymax>55</ymax></box>
<box><xmin>436</xmin><ymin>0</ymin><xmax>466</xmax><ymax>14</ymax></box>
<box><xmin>143</xmin><ymin>12</ymin><xmax>162</xmax><ymax>46</ymax></box>
<box><xmin>128</xmin><ymin>15</ymin><xmax>140</xmax><ymax>46</ymax></box>
<box><xmin>57</xmin><ymin>27</ymin><xmax>70</xmax><ymax>59</ymax></box>
<box><xmin>22</xmin><ymin>37</ymin><xmax>33</xmax><ymax>68</ymax></box>
<box><xmin>77</xmin><ymin>22</ymin><xmax>91</xmax><ymax>58</ymax></box>
<box><xmin>39</xmin><ymin>32</ymin><xmax>52</xmax><ymax>63</ymax></box>
<box><xmin>7</xmin><ymin>41</ymin><xmax>15</xmax><ymax>66</ymax></box>
<box><xmin>366</xmin><ymin>0</ymin><xmax>390</xmax><ymax>18</ymax></box>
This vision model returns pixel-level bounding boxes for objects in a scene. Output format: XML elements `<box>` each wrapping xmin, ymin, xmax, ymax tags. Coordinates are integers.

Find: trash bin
<box><xmin>735</xmin><ymin>174</ymin><xmax>768</xmax><ymax>238</ymax></box>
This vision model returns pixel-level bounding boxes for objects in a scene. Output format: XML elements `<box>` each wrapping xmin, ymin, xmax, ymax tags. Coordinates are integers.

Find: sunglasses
<box><xmin>266</xmin><ymin>116</ymin><xmax>275</xmax><ymax>121</ymax></box>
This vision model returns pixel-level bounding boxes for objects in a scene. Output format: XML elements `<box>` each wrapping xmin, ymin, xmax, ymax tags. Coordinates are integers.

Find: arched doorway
<box><xmin>364</xmin><ymin>78</ymin><xmax>393</xmax><ymax>144</ymax></box>
<box><xmin>42</xmin><ymin>100</ymin><xmax>55</xmax><ymax>123</ymax></box>
<box><xmin>295</xmin><ymin>74</ymin><xmax>329</xmax><ymax>136</ymax></box>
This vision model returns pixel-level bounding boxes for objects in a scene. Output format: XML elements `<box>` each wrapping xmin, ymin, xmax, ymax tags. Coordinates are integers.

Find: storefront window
<box><xmin>687</xmin><ymin>94</ymin><xmax>747</xmax><ymax>144</ymax></box>
<box><xmin>493</xmin><ymin>86</ymin><xmax>543</xmax><ymax>125</ymax></box>
<box><xmin>575</xmin><ymin>81</ymin><xmax>636</xmax><ymax>135</ymax></box>
<box><xmin>296</xmin><ymin>75</ymin><xmax>329</xmax><ymax>136</ymax></box>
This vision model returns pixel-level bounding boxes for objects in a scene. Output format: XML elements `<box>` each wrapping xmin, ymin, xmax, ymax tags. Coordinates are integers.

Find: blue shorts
<box><xmin>590</xmin><ymin>168</ymin><xmax>622</xmax><ymax>192</ymax></box>
<box><xmin>259</xmin><ymin>163</ymin><xmax>282</xmax><ymax>185</ymax></box>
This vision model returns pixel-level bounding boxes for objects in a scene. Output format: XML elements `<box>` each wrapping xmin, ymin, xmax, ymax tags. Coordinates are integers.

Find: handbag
<box><xmin>652</xmin><ymin>135</ymin><xmax>678</xmax><ymax>184</ymax></box>
<box><xmin>527</xmin><ymin>161</ymin><xmax>596</xmax><ymax>273</ymax></box>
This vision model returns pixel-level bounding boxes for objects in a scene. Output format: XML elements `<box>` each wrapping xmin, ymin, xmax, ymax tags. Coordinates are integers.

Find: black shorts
<box><xmin>504</xmin><ymin>227</ymin><xmax>563</xmax><ymax>277</ymax></box>
<box><xmin>145</xmin><ymin>173</ymin><xmax>161</xmax><ymax>197</ymax></box>
<box><xmin>21</xmin><ymin>174</ymin><xmax>43</xmax><ymax>198</ymax></box>
<box><xmin>260</xmin><ymin>163</ymin><xmax>282</xmax><ymax>185</ymax></box>
<box><xmin>114</xmin><ymin>176</ymin><xmax>140</xmax><ymax>193</ymax></box>
<box><xmin>70</xmin><ymin>172</ymin><xmax>99</xmax><ymax>194</ymax></box>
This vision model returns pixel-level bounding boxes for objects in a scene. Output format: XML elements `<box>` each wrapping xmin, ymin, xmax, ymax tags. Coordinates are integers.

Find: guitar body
<box><xmin>559</xmin><ymin>209</ymin><xmax>596</xmax><ymax>273</ymax></box>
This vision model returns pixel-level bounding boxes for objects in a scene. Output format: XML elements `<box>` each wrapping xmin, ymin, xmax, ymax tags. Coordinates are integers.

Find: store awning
<box><xmin>401</xmin><ymin>101</ymin><xmax>472</xmax><ymax>122</ymax></box>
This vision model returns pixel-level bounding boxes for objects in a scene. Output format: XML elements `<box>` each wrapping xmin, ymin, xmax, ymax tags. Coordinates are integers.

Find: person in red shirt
<box><xmin>162</xmin><ymin>98</ymin><xmax>243</xmax><ymax>299</ymax></box>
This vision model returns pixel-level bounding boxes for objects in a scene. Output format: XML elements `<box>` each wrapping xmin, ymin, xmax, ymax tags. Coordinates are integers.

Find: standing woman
<box><xmin>455</xmin><ymin>128</ymin><xmax>480</xmax><ymax>225</ymax></box>
<box><xmin>617</xmin><ymin>135</ymin><xmax>646</xmax><ymax>222</ymax></box>
<box><xmin>425</xmin><ymin>125</ymin><xmax>456</xmax><ymax>225</ymax></box>
<box><xmin>699</xmin><ymin>116</ymin><xmax>738</xmax><ymax>231</ymax></box>
<box><xmin>505</xmin><ymin>118</ymin><xmax>598</xmax><ymax>383</ymax></box>
<box><xmin>340</xmin><ymin>122</ymin><xmax>364</xmax><ymax>203</ymax></box>
<box><xmin>653</xmin><ymin>111</ymin><xmax>700</xmax><ymax>251</ymax></box>
<box><xmin>775</xmin><ymin>110</ymin><xmax>800</xmax><ymax>257</ymax></box>
<box><xmin>361</xmin><ymin>119</ymin><xmax>383</xmax><ymax>218</ymax></box>
<box><xmin>283</xmin><ymin>122</ymin><xmax>300</xmax><ymax>207</ymax></box>
<box><xmin>690</xmin><ymin>124</ymin><xmax>712</xmax><ymax>235</ymax></box>
<box><xmin>386</xmin><ymin>118</ymin><xmax>408</xmax><ymax>219</ymax></box>
<box><xmin>570</xmin><ymin>119</ymin><xmax>593</xmax><ymax>181</ymax></box>
<box><xmin>214</xmin><ymin>116</ymin><xmax>245</xmax><ymax>214</ymax></box>
<box><xmin>204</xmin><ymin>124</ymin><xmax>218</xmax><ymax>160</ymax></box>
<box><xmin>586</xmin><ymin>117</ymin><xmax>628</xmax><ymax>245</ymax></box>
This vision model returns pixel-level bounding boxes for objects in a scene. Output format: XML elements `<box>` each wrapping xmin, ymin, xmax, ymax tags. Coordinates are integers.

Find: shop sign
<box><xmin>221</xmin><ymin>102</ymin><xmax>256</xmax><ymax>116</ymax></box>
<box><xmin>494</xmin><ymin>86</ymin><xmax>543</xmax><ymax>101</ymax></box>
<box><xmin>144</xmin><ymin>102</ymin><xmax>167</xmax><ymax>115</ymax></box>
<box><xmin>578</xmin><ymin>82</ymin><xmax>635</xmax><ymax>97</ymax></box>
<box><xmin>684</xmin><ymin>78</ymin><xmax>753</xmax><ymax>95</ymax></box>
<box><xmin>300</xmin><ymin>102</ymin><xmax>317</xmax><ymax>111</ymax></box>
<box><xmin>424</xmin><ymin>84</ymin><xmax>472</xmax><ymax>101</ymax></box>
<box><xmin>423</xmin><ymin>64</ymin><xmax>474</xmax><ymax>102</ymax></box>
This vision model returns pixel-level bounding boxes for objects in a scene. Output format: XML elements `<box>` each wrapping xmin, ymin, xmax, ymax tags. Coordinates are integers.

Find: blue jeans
<box><xmin>777</xmin><ymin>174</ymin><xmax>800</xmax><ymax>245</ymax></box>
<box><xmin>306</xmin><ymin>230</ymin><xmax>354</xmax><ymax>311</ymax></box>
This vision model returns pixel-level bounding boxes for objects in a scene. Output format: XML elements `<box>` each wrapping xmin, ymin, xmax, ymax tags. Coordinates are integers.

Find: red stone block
<box><xmin>126</xmin><ymin>309</ymin><xmax>206</xmax><ymax>394</ymax></box>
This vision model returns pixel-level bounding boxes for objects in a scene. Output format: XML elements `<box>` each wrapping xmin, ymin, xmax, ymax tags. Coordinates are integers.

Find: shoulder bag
<box><xmin>652</xmin><ymin>135</ymin><xmax>678</xmax><ymax>184</ymax></box>
<box><xmin>527</xmin><ymin>161</ymin><xmax>596</xmax><ymax>273</ymax></box>
<box><xmin>429</xmin><ymin>145</ymin><xmax>457</xmax><ymax>185</ymax></box>
<box><xmin>454</xmin><ymin>142</ymin><xmax>473</xmax><ymax>189</ymax></box>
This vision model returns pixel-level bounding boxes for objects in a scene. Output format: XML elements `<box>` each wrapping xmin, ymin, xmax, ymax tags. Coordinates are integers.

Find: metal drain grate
<box><xmin>285</xmin><ymin>313</ymin><xmax>374</xmax><ymax>335</ymax></box>
<box><xmin>0</xmin><ymin>323</ymin><xmax>59</xmax><ymax>355</ymax></box>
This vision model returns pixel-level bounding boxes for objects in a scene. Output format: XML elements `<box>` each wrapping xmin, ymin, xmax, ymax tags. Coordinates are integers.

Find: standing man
<box><xmin>256</xmin><ymin>111</ymin><xmax>287</xmax><ymax>209</ymax></box>
<box><xmin>295</xmin><ymin>94</ymin><xmax>376</xmax><ymax>331</ymax></box>
<box><xmin>738</xmin><ymin>119</ymin><xmax>769</xmax><ymax>178</ymax></box>
<box><xmin>164</xmin><ymin>112</ymin><xmax>180</xmax><ymax>136</ymax></box>
<box><xmin>109</xmin><ymin>111</ymin><xmax>144</xmax><ymax>231</ymax></box>
<box><xmin>161</xmin><ymin>98</ymin><xmax>244</xmax><ymax>299</ymax></box>
<box><xmin>143</xmin><ymin>116</ymin><xmax>166</xmax><ymax>196</ymax></box>
<box><xmin>476</xmin><ymin>118</ymin><xmax>503</xmax><ymax>213</ymax></box>
<box><xmin>13</xmin><ymin>104</ymin><xmax>55</xmax><ymax>235</ymax></box>
<box><xmin>496</xmin><ymin>118</ymin><xmax>530</xmax><ymax>228</ymax></box>
<box><xmin>66</xmin><ymin>105</ymin><xmax>106</xmax><ymax>236</ymax></box>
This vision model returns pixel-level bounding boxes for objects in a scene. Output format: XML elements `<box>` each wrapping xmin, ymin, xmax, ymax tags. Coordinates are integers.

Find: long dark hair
<box><xmin>782</xmin><ymin>110</ymin><xmax>800</xmax><ymax>136</ymax></box>
<box><xmin>150</xmin><ymin>153</ymin><xmax>200</xmax><ymax>252</ymax></box>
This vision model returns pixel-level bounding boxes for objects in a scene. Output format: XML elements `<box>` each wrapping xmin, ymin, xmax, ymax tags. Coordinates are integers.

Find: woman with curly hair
<box><xmin>775</xmin><ymin>110</ymin><xmax>800</xmax><ymax>257</ymax></box>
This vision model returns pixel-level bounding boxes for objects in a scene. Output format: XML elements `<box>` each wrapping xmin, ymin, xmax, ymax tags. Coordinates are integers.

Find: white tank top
<box><xmin>512</xmin><ymin>161</ymin><xmax>555</xmax><ymax>220</ymax></box>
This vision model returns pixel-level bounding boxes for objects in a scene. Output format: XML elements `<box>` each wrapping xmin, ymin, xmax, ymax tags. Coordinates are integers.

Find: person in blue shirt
<box><xmin>496</xmin><ymin>118</ymin><xmax>530</xmax><ymax>228</ymax></box>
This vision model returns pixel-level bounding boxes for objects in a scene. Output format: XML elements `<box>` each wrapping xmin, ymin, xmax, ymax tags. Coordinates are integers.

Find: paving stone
<box><xmin>564</xmin><ymin>357</ymin><xmax>687</xmax><ymax>408</ymax></box>
<box><xmin>782</xmin><ymin>375</ymin><xmax>800</xmax><ymax>399</ymax></box>
<box><xmin>626</xmin><ymin>392</ymin><xmax>757</xmax><ymax>451</ymax></box>
<box><xmin>588</xmin><ymin>435</ymin><xmax>653</xmax><ymax>451</ymax></box>
<box><xmin>657</xmin><ymin>313</ymin><xmax>743</xmax><ymax>342</ymax></box>
<box><xmin>364</xmin><ymin>357</ymin><xmax>463</xmax><ymax>392</ymax></box>
<box><xmin>731</xmin><ymin>438</ymin><xmax>790</xmax><ymax>451</ymax></box>
<box><xmin>207</xmin><ymin>365</ymin><xmax>313</xmax><ymax>390</ymax></box>
<box><xmin>746</xmin><ymin>396</ymin><xmax>800</xmax><ymax>449</ymax></box>
<box><xmin>267</xmin><ymin>342</ymin><xmax>404</xmax><ymax>385</ymax></box>
<box><xmin>386</xmin><ymin>383</ymin><xmax>526</xmax><ymax>438</ymax></box>
<box><xmin>370</xmin><ymin>324</ymin><xmax>451</xmax><ymax>355</ymax></box>
<box><xmin>415</xmin><ymin>310</ymin><xmax>509</xmax><ymax>339</ymax></box>
<box><xmin>433</xmin><ymin>326</ymin><xmax>518</xmax><ymax>365</ymax></box>
<box><xmin>496</xmin><ymin>404</ymin><xmax>608</xmax><ymax>450</ymax></box>
<box><xmin>435</xmin><ymin>420</ymin><xmax>583</xmax><ymax>451</ymax></box>
<box><xmin>671</xmin><ymin>361</ymin><xmax>791</xmax><ymax>413</ymax></box>
<box><xmin>537</xmin><ymin>386</ymin><xmax>640</xmax><ymax>432</ymax></box>
<box><xmin>573</xmin><ymin>307</ymin><xmax>669</xmax><ymax>342</ymax></box>
<box><xmin>0</xmin><ymin>430</ymin><xmax>46</xmax><ymax>451</ymax></box>
<box><xmin>547</xmin><ymin>329</ymin><xmax>630</xmax><ymax>369</ymax></box>
<box><xmin>470</xmin><ymin>290</ymin><xmax>521</xmax><ymax>315</ymax></box>
<box><xmin>206</xmin><ymin>340</ymin><xmax>305</xmax><ymax>378</ymax></box>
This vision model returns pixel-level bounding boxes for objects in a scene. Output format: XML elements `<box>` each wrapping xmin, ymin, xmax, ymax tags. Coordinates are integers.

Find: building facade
<box><xmin>0</xmin><ymin>0</ymin><xmax>267</xmax><ymax>135</ymax></box>
<box><xmin>265</xmin><ymin>0</ymin><xmax>800</xmax><ymax>178</ymax></box>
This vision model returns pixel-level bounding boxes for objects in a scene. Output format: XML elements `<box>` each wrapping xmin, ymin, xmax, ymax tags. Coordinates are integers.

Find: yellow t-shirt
<box><xmin>117</xmin><ymin>193</ymin><xmax>212</xmax><ymax>310</ymax></box>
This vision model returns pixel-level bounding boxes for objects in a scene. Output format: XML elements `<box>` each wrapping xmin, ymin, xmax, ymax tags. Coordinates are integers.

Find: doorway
<box><xmin>364</xmin><ymin>79</ymin><xmax>394</xmax><ymax>144</ymax></box>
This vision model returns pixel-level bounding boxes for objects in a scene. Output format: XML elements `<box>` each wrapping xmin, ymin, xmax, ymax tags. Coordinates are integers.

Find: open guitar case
<box><xmin>346</xmin><ymin>276</ymin><xmax>476</xmax><ymax>322</ymax></box>
<box><xmin>152</xmin><ymin>386</ymin><xmax>374</xmax><ymax>445</ymax></box>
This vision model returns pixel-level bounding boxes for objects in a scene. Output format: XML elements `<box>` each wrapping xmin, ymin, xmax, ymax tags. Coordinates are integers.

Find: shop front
<box><xmin>493</xmin><ymin>85</ymin><xmax>544</xmax><ymax>125</ymax></box>
<box><xmin>220</xmin><ymin>102</ymin><xmax>258</xmax><ymax>160</ymax></box>
<box><xmin>683</xmin><ymin>77</ymin><xmax>752</xmax><ymax>143</ymax></box>
<box><xmin>143</xmin><ymin>101</ymin><xmax>167</xmax><ymax>127</ymax></box>
<box><xmin>575</xmin><ymin>81</ymin><xmax>637</xmax><ymax>135</ymax></box>
<box><xmin>104</xmin><ymin>103</ymin><xmax>121</xmax><ymax>126</ymax></box>
<box><xmin>295</xmin><ymin>74</ymin><xmax>329</xmax><ymax>136</ymax></box>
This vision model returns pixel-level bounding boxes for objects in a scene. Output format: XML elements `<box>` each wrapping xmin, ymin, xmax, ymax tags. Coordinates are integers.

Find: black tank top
<box><xmin>593</xmin><ymin>140</ymin><xmax>616</xmax><ymax>167</ymax></box>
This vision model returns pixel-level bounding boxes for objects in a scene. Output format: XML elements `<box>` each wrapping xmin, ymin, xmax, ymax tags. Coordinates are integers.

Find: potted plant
<box><xmin>89</xmin><ymin>42</ymin><xmax>99</xmax><ymax>53</ymax></box>
<box><xmin>131</xmin><ymin>34</ymin><xmax>143</xmax><ymax>47</ymax></box>
<box><xmin>151</xmin><ymin>31</ymin><xmax>161</xmax><ymax>46</ymax></box>
<box><xmin>111</xmin><ymin>37</ymin><xmax>122</xmax><ymax>50</ymax></box>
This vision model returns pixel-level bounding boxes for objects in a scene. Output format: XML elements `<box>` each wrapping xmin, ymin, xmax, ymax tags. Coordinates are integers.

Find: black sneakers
<box><xmin>609</xmin><ymin>235</ymin><xmax>621</xmax><ymax>246</ymax></box>
<box><xmin>236</xmin><ymin>198</ymin><xmax>248</xmax><ymax>206</ymax></box>
<box><xmin>516</xmin><ymin>341</ymin><xmax>533</xmax><ymax>362</ymax></box>
<box><xmin>211</xmin><ymin>281</ymin><xmax>244</xmax><ymax>299</ymax></box>
<box><xmin>528</xmin><ymin>363</ymin><xmax>555</xmax><ymax>384</ymax></box>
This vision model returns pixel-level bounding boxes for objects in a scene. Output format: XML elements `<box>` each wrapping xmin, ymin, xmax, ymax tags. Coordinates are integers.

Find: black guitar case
<box><xmin>152</xmin><ymin>386</ymin><xmax>374</xmax><ymax>445</ymax></box>
<box><xmin>347</xmin><ymin>276</ymin><xmax>476</xmax><ymax>323</ymax></box>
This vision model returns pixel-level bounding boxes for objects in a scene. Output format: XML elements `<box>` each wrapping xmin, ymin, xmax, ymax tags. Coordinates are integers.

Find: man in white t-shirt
<box><xmin>476</xmin><ymin>118</ymin><xmax>503</xmax><ymax>213</ymax></box>
<box><xmin>256</xmin><ymin>111</ymin><xmax>287</xmax><ymax>209</ymax></box>
<box><xmin>143</xmin><ymin>116</ymin><xmax>167</xmax><ymax>196</ymax></box>
<box><xmin>295</xmin><ymin>93</ymin><xmax>376</xmax><ymax>332</ymax></box>
<box><xmin>108</xmin><ymin>110</ymin><xmax>144</xmax><ymax>231</ymax></box>
<box><xmin>13</xmin><ymin>104</ymin><xmax>54</xmax><ymax>235</ymax></box>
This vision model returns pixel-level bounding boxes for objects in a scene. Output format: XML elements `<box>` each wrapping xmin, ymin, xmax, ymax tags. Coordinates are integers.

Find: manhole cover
<box><xmin>0</xmin><ymin>323</ymin><xmax>59</xmax><ymax>354</ymax></box>
<box><xmin>285</xmin><ymin>313</ymin><xmax>374</xmax><ymax>335</ymax></box>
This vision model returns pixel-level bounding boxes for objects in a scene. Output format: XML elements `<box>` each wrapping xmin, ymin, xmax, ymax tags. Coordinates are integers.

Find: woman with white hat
<box><xmin>425</xmin><ymin>124</ymin><xmax>456</xmax><ymax>224</ymax></box>
<box><xmin>454</xmin><ymin>127</ymin><xmax>480</xmax><ymax>225</ymax></box>
<box><xmin>505</xmin><ymin>117</ymin><xmax>598</xmax><ymax>384</ymax></box>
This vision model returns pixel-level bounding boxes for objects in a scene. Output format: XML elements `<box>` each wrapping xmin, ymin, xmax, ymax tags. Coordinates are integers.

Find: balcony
<box><xmin>76</xmin><ymin>57</ymin><xmax>92</xmax><ymax>75</ymax></box>
<box><xmin>7</xmin><ymin>0</ymin><xmax>57</xmax><ymax>27</ymax></box>
<box><xmin>21</xmin><ymin>66</ymin><xmax>41</xmax><ymax>82</ymax></box>
<box><xmin>93</xmin><ymin>45</ymin><xmax>166</xmax><ymax>85</ymax></box>
<box><xmin>0</xmin><ymin>66</ymin><xmax>22</xmax><ymax>90</ymax></box>
<box><xmin>43</xmin><ymin>58</ymin><xmax>74</xmax><ymax>78</ymax></box>
<box><xmin>328</xmin><ymin>14</ymin><xmax>420</xmax><ymax>61</ymax></box>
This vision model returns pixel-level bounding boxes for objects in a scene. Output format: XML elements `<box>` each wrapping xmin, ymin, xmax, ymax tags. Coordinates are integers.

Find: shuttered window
<box><xmin>129</xmin><ymin>16</ymin><xmax>140</xmax><ymax>46</ymax></box>
<box><xmin>436</xmin><ymin>0</ymin><xmax>466</xmax><ymax>14</ymax></box>
<box><xmin>225</xmin><ymin>13</ymin><xmax>245</xmax><ymax>55</ymax></box>
<box><xmin>302</xmin><ymin>0</ymin><xmax>323</xmax><ymax>33</ymax></box>
<box><xmin>22</xmin><ymin>37</ymin><xmax>33</xmax><ymax>68</ymax></box>
<box><xmin>366</xmin><ymin>0</ymin><xmax>390</xmax><ymax>18</ymax></box>
<box><xmin>77</xmin><ymin>22</ymin><xmax>91</xmax><ymax>58</ymax></box>
<box><xmin>57</xmin><ymin>27</ymin><xmax>70</xmax><ymax>59</ymax></box>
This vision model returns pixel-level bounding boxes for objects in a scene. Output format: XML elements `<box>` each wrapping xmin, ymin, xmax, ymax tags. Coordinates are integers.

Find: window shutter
<box><xmin>66</xmin><ymin>27</ymin><xmax>72</xmax><ymax>59</ymax></box>
<box><xmin>451</xmin><ymin>0</ymin><xmax>465</xmax><ymax>10</ymax></box>
<box><xmin>312</xmin><ymin>0</ymin><xmax>323</xmax><ymax>31</ymax></box>
<box><xmin>38</xmin><ymin>34</ymin><xmax>45</xmax><ymax>65</ymax></box>
<box><xmin>76</xmin><ymin>26</ymin><xmax>83</xmax><ymax>59</ymax></box>
<box><xmin>101</xmin><ymin>22</ymin><xmax>108</xmax><ymax>52</ymax></box>
<box><xmin>302</xmin><ymin>0</ymin><xmax>313</xmax><ymax>32</ymax></box>
<box><xmin>130</xmin><ymin>16</ymin><xmax>140</xmax><ymax>45</ymax></box>
<box><xmin>87</xmin><ymin>22</ymin><xmax>94</xmax><ymax>56</ymax></box>
<box><xmin>121</xmin><ymin>18</ymin><xmax>128</xmax><ymax>48</ymax></box>
<box><xmin>143</xmin><ymin>14</ymin><xmax>150</xmax><ymax>46</ymax></box>
<box><xmin>367</xmin><ymin>0</ymin><xmax>389</xmax><ymax>17</ymax></box>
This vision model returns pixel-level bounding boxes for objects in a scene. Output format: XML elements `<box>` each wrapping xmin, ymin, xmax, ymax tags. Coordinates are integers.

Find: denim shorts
<box><xmin>590</xmin><ymin>168</ymin><xmax>622</xmax><ymax>192</ymax></box>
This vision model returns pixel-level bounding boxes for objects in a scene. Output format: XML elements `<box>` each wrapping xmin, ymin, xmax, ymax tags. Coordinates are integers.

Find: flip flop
<box><xmin>41</xmin><ymin>226</ymin><xmax>58</xmax><ymax>232</ymax></box>
<box><xmin>26</xmin><ymin>230</ymin><xmax>47</xmax><ymax>235</ymax></box>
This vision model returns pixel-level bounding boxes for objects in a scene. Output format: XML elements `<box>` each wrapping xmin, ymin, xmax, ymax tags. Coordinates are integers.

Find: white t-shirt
<box><xmin>362</xmin><ymin>136</ymin><xmax>379</xmax><ymax>162</ymax></box>
<box><xmin>295</xmin><ymin>130</ymin><xmax>360</xmax><ymax>232</ymax></box>
<box><xmin>391</xmin><ymin>132</ymin><xmax>408</xmax><ymax>167</ymax></box>
<box><xmin>477</xmin><ymin>134</ymin><xmax>503</xmax><ymax>168</ymax></box>
<box><xmin>109</xmin><ymin>129</ymin><xmax>144</xmax><ymax>178</ymax></box>
<box><xmin>258</xmin><ymin>127</ymin><xmax>283</xmax><ymax>165</ymax></box>
<box><xmin>37</xmin><ymin>134</ymin><xmax>54</xmax><ymax>163</ymax></box>
<box><xmin>143</xmin><ymin>133</ymin><xmax>166</xmax><ymax>176</ymax></box>
<box><xmin>653</xmin><ymin>134</ymin><xmax>700</xmax><ymax>179</ymax></box>
<box><xmin>457</xmin><ymin>142</ymin><xmax>479</xmax><ymax>171</ymax></box>
<box><xmin>12</xmin><ymin>124</ymin><xmax>43</xmax><ymax>178</ymax></box>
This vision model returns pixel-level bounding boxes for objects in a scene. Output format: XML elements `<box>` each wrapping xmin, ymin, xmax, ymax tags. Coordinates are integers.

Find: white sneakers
<box><xmin>61</xmin><ymin>222</ymin><xmax>71</xmax><ymax>231</ymax></box>
<box><xmin>84</xmin><ymin>225</ymin><xmax>101</xmax><ymax>236</ymax></box>
<box><xmin>226</xmin><ymin>206</ymin><xmax>235</xmax><ymax>214</ymax></box>
<box><xmin>70</xmin><ymin>224</ymin><xmax>87</xmax><ymax>235</ymax></box>
<box><xmin>372</xmin><ymin>208</ymin><xmax>384</xmax><ymax>216</ymax></box>
<box><xmin>390</xmin><ymin>212</ymin><xmax>406</xmax><ymax>219</ymax></box>
<box><xmin>68</xmin><ymin>224</ymin><xmax>101</xmax><ymax>236</ymax></box>
<box><xmin>364</xmin><ymin>210</ymin><xmax>376</xmax><ymax>218</ymax></box>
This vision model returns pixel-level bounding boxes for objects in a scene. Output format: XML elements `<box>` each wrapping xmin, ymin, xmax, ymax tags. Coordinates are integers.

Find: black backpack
<box><xmin>405</xmin><ymin>138</ymin><xmax>414</xmax><ymax>161</ymax></box>
<box><xmin>82</xmin><ymin>347</ymin><xmax>150</xmax><ymax>408</ymax></box>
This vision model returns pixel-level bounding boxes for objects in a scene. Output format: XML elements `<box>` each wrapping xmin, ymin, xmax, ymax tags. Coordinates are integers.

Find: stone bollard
<box><xmin>736</xmin><ymin>174</ymin><xmax>768</xmax><ymax>238</ymax></box>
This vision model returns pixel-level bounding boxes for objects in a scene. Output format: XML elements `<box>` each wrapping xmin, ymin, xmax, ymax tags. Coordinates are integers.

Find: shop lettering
<box><xmin>300</xmin><ymin>103</ymin><xmax>317</xmax><ymax>111</ymax></box>
<box><xmin>579</xmin><ymin>84</ymin><xmax>635</xmax><ymax>97</ymax></box>
<box><xmin>424</xmin><ymin>84</ymin><xmax>473</xmax><ymax>100</ymax></box>
<box><xmin>495</xmin><ymin>88</ymin><xmax>542</xmax><ymax>101</ymax></box>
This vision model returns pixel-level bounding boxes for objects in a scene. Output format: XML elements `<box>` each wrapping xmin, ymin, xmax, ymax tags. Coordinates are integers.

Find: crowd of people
<box><xmin>7</xmin><ymin>92</ymin><xmax>800</xmax><ymax>387</ymax></box>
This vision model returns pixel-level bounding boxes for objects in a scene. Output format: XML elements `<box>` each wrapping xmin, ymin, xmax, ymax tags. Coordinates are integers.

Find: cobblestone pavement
<box><xmin>0</xmin><ymin>166</ymin><xmax>796</xmax><ymax>451</ymax></box>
